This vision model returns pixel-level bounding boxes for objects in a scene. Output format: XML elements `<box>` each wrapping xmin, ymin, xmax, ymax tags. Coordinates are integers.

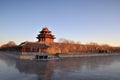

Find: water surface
<box><xmin>0</xmin><ymin>52</ymin><xmax>120</xmax><ymax>80</ymax></box>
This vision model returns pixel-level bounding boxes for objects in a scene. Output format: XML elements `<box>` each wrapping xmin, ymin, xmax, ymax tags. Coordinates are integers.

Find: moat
<box><xmin>0</xmin><ymin>52</ymin><xmax>120</xmax><ymax>80</ymax></box>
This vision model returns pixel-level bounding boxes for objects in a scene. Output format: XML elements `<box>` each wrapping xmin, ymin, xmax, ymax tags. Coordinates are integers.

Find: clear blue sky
<box><xmin>0</xmin><ymin>0</ymin><xmax>120</xmax><ymax>46</ymax></box>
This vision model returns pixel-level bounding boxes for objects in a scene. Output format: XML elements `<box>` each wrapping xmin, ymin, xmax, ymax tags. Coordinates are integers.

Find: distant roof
<box><xmin>40</xmin><ymin>27</ymin><xmax>51</xmax><ymax>33</ymax></box>
<box><xmin>37</xmin><ymin>27</ymin><xmax>55</xmax><ymax>39</ymax></box>
<box><xmin>19</xmin><ymin>41</ymin><xmax>50</xmax><ymax>48</ymax></box>
<box><xmin>43</xmin><ymin>27</ymin><xmax>49</xmax><ymax>31</ymax></box>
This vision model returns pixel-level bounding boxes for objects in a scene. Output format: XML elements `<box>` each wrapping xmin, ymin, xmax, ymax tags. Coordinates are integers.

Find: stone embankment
<box><xmin>0</xmin><ymin>51</ymin><xmax>20</xmax><ymax>59</ymax></box>
<box><xmin>0</xmin><ymin>51</ymin><xmax>120</xmax><ymax>60</ymax></box>
<box><xmin>0</xmin><ymin>51</ymin><xmax>35</xmax><ymax>60</ymax></box>
<box><xmin>58</xmin><ymin>53</ymin><xmax>120</xmax><ymax>58</ymax></box>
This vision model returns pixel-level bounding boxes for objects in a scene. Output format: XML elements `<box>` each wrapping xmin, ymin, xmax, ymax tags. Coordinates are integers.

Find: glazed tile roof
<box><xmin>19</xmin><ymin>41</ymin><xmax>50</xmax><ymax>48</ymax></box>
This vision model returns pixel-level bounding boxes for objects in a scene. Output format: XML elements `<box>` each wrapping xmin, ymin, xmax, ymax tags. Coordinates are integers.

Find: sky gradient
<box><xmin>0</xmin><ymin>0</ymin><xmax>120</xmax><ymax>46</ymax></box>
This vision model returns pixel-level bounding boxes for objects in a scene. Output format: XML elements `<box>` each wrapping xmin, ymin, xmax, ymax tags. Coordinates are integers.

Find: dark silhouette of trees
<box><xmin>1</xmin><ymin>41</ymin><xmax>16</xmax><ymax>48</ymax></box>
<box><xmin>0</xmin><ymin>39</ymin><xmax>120</xmax><ymax>54</ymax></box>
<box><xmin>0</xmin><ymin>41</ymin><xmax>18</xmax><ymax>51</ymax></box>
<box><xmin>48</xmin><ymin>38</ymin><xmax>120</xmax><ymax>54</ymax></box>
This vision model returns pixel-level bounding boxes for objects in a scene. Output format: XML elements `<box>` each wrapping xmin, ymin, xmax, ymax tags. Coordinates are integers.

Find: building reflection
<box><xmin>16</xmin><ymin>60</ymin><xmax>55</xmax><ymax>80</ymax></box>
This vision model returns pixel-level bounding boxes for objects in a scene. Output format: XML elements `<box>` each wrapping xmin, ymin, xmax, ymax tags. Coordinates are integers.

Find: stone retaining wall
<box><xmin>1</xmin><ymin>51</ymin><xmax>120</xmax><ymax>60</ymax></box>
<box><xmin>59</xmin><ymin>53</ymin><xmax>120</xmax><ymax>58</ymax></box>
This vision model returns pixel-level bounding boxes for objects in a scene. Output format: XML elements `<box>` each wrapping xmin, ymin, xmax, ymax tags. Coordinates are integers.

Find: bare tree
<box><xmin>1</xmin><ymin>41</ymin><xmax>16</xmax><ymax>48</ymax></box>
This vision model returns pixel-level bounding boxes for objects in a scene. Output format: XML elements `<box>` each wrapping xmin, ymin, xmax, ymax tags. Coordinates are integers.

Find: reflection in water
<box><xmin>16</xmin><ymin>60</ymin><xmax>54</xmax><ymax>80</ymax></box>
<box><xmin>0</xmin><ymin>52</ymin><xmax>120</xmax><ymax>80</ymax></box>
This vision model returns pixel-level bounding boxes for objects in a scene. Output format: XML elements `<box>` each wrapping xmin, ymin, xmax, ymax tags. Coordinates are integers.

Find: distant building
<box><xmin>19</xmin><ymin>27</ymin><xmax>55</xmax><ymax>52</ymax></box>
<box><xmin>19</xmin><ymin>27</ymin><xmax>55</xmax><ymax>53</ymax></box>
<box><xmin>36</xmin><ymin>27</ymin><xmax>55</xmax><ymax>43</ymax></box>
